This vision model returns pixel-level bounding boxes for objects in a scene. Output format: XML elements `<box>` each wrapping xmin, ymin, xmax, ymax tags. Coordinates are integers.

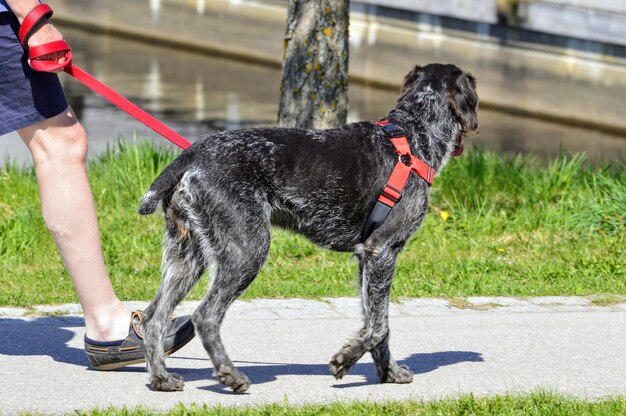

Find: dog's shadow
<box><xmin>169</xmin><ymin>350</ymin><xmax>484</xmax><ymax>393</ymax></box>
<box><xmin>0</xmin><ymin>316</ymin><xmax>483</xmax><ymax>392</ymax></box>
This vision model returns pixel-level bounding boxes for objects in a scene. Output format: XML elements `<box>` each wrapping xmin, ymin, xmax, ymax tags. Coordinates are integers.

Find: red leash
<box><xmin>19</xmin><ymin>4</ymin><xmax>192</xmax><ymax>150</ymax></box>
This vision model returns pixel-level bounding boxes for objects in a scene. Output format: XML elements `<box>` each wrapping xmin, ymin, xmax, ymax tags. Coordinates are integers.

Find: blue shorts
<box><xmin>0</xmin><ymin>12</ymin><xmax>68</xmax><ymax>135</ymax></box>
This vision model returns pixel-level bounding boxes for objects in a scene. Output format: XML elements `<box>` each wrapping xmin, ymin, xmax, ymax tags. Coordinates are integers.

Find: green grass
<box><xmin>1</xmin><ymin>141</ymin><xmax>624</xmax><ymax>306</ymax></box>
<box><xmin>72</xmin><ymin>392</ymin><xmax>626</xmax><ymax>416</ymax></box>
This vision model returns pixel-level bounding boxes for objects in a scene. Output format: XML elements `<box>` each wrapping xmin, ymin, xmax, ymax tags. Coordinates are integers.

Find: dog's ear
<box><xmin>447</xmin><ymin>72</ymin><xmax>479</xmax><ymax>132</ymax></box>
<box><xmin>400</xmin><ymin>65</ymin><xmax>422</xmax><ymax>94</ymax></box>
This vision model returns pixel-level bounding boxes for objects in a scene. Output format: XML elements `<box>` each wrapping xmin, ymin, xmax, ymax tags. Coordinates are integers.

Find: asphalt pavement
<box><xmin>1</xmin><ymin>296</ymin><xmax>625</xmax><ymax>415</ymax></box>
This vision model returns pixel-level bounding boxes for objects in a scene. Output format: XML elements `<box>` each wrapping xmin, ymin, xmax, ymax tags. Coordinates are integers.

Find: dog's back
<box><xmin>138</xmin><ymin>123</ymin><xmax>395</xmax><ymax>250</ymax></box>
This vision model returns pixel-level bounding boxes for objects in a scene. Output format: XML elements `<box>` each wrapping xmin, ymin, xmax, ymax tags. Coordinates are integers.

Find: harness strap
<box><xmin>359</xmin><ymin>120</ymin><xmax>435</xmax><ymax>243</ymax></box>
<box><xmin>18</xmin><ymin>4</ymin><xmax>192</xmax><ymax>150</ymax></box>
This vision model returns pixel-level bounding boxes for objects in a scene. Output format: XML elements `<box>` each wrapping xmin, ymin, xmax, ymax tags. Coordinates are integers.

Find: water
<box><xmin>2</xmin><ymin>27</ymin><xmax>625</xmax><ymax>166</ymax></box>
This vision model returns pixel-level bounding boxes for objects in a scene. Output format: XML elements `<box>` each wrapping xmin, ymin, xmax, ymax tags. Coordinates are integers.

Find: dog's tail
<box><xmin>138</xmin><ymin>150</ymin><xmax>195</xmax><ymax>215</ymax></box>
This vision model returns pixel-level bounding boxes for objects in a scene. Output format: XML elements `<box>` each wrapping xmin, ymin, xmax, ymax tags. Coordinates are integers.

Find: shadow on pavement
<box><xmin>174</xmin><ymin>351</ymin><xmax>484</xmax><ymax>393</ymax></box>
<box><xmin>0</xmin><ymin>316</ymin><xmax>88</xmax><ymax>367</ymax></box>
<box><xmin>332</xmin><ymin>351</ymin><xmax>485</xmax><ymax>388</ymax></box>
<box><xmin>1</xmin><ymin>317</ymin><xmax>483</xmax><ymax>392</ymax></box>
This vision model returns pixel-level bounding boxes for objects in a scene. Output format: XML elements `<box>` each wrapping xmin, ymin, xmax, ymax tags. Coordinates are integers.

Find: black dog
<box><xmin>138</xmin><ymin>63</ymin><xmax>478</xmax><ymax>392</ymax></box>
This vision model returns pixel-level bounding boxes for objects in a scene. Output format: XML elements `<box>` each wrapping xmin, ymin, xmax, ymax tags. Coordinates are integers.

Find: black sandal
<box><xmin>84</xmin><ymin>310</ymin><xmax>195</xmax><ymax>370</ymax></box>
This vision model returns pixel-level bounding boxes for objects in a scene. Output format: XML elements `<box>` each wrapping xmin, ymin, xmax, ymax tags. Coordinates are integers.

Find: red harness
<box><xmin>360</xmin><ymin>120</ymin><xmax>435</xmax><ymax>242</ymax></box>
<box><xmin>18</xmin><ymin>4</ymin><xmax>192</xmax><ymax>150</ymax></box>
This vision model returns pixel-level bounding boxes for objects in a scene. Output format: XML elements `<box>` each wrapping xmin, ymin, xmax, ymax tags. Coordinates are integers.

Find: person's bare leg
<box><xmin>19</xmin><ymin>107</ymin><xmax>130</xmax><ymax>341</ymax></box>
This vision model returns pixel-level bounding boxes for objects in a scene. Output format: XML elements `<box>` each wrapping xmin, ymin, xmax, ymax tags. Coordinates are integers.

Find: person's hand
<box><xmin>26</xmin><ymin>20</ymin><xmax>67</xmax><ymax>72</ymax></box>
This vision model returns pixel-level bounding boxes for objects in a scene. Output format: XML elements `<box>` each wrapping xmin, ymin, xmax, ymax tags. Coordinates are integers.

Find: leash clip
<box><xmin>399</xmin><ymin>154</ymin><xmax>411</xmax><ymax>166</ymax></box>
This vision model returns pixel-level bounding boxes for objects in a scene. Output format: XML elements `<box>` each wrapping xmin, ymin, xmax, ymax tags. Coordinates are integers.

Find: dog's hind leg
<box><xmin>192</xmin><ymin>213</ymin><xmax>271</xmax><ymax>393</ymax></box>
<box><xmin>143</xmin><ymin>208</ymin><xmax>210</xmax><ymax>391</ymax></box>
<box><xmin>329</xmin><ymin>243</ymin><xmax>413</xmax><ymax>383</ymax></box>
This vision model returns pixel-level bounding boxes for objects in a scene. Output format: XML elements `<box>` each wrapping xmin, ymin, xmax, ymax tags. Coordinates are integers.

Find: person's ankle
<box><xmin>84</xmin><ymin>305</ymin><xmax>131</xmax><ymax>342</ymax></box>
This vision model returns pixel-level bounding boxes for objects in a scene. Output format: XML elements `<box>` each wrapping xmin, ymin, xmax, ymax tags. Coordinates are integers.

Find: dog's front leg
<box><xmin>370</xmin><ymin>328</ymin><xmax>413</xmax><ymax>383</ymax></box>
<box><xmin>329</xmin><ymin>244</ymin><xmax>413</xmax><ymax>384</ymax></box>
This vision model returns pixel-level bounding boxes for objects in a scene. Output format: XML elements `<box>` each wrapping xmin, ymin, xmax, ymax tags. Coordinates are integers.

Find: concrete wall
<box><xmin>356</xmin><ymin>0</ymin><xmax>498</xmax><ymax>23</ymax></box>
<box><xmin>519</xmin><ymin>1</ymin><xmax>626</xmax><ymax>47</ymax></box>
<box><xmin>49</xmin><ymin>0</ymin><xmax>626</xmax><ymax>134</ymax></box>
<box><xmin>359</xmin><ymin>0</ymin><xmax>626</xmax><ymax>47</ymax></box>
<box><xmin>534</xmin><ymin>0</ymin><xmax>626</xmax><ymax>14</ymax></box>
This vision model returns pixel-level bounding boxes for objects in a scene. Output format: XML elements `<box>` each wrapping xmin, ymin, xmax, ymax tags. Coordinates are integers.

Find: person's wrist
<box><xmin>27</xmin><ymin>20</ymin><xmax>62</xmax><ymax>49</ymax></box>
<box><xmin>27</xmin><ymin>17</ymin><xmax>49</xmax><ymax>36</ymax></box>
<box><xmin>7</xmin><ymin>1</ymin><xmax>43</xmax><ymax>23</ymax></box>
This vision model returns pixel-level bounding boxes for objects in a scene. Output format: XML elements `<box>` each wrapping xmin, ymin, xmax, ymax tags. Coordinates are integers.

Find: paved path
<box><xmin>1</xmin><ymin>297</ymin><xmax>625</xmax><ymax>415</ymax></box>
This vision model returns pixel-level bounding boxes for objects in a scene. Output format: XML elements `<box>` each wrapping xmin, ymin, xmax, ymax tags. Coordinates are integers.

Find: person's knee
<box><xmin>36</xmin><ymin>122</ymin><xmax>88</xmax><ymax>165</ymax></box>
<box><xmin>21</xmin><ymin>110</ymin><xmax>89</xmax><ymax>166</ymax></box>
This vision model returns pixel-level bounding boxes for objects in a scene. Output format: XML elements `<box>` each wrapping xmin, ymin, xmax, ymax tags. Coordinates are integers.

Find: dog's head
<box><xmin>399</xmin><ymin>64</ymin><xmax>479</xmax><ymax>157</ymax></box>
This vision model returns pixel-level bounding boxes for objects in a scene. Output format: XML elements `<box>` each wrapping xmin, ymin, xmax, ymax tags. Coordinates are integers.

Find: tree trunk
<box><xmin>278</xmin><ymin>0</ymin><xmax>349</xmax><ymax>129</ymax></box>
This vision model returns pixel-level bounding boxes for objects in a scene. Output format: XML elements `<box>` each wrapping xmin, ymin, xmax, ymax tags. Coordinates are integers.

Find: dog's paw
<box><xmin>217</xmin><ymin>364</ymin><xmax>250</xmax><ymax>393</ymax></box>
<box><xmin>329</xmin><ymin>352</ymin><xmax>352</xmax><ymax>380</ymax></box>
<box><xmin>151</xmin><ymin>372</ymin><xmax>185</xmax><ymax>391</ymax></box>
<box><xmin>383</xmin><ymin>364</ymin><xmax>413</xmax><ymax>384</ymax></box>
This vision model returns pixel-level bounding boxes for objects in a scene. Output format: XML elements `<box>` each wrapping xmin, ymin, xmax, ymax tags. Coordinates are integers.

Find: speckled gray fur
<box><xmin>138</xmin><ymin>64</ymin><xmax>479</xmax><ymax>392</ymax></box>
